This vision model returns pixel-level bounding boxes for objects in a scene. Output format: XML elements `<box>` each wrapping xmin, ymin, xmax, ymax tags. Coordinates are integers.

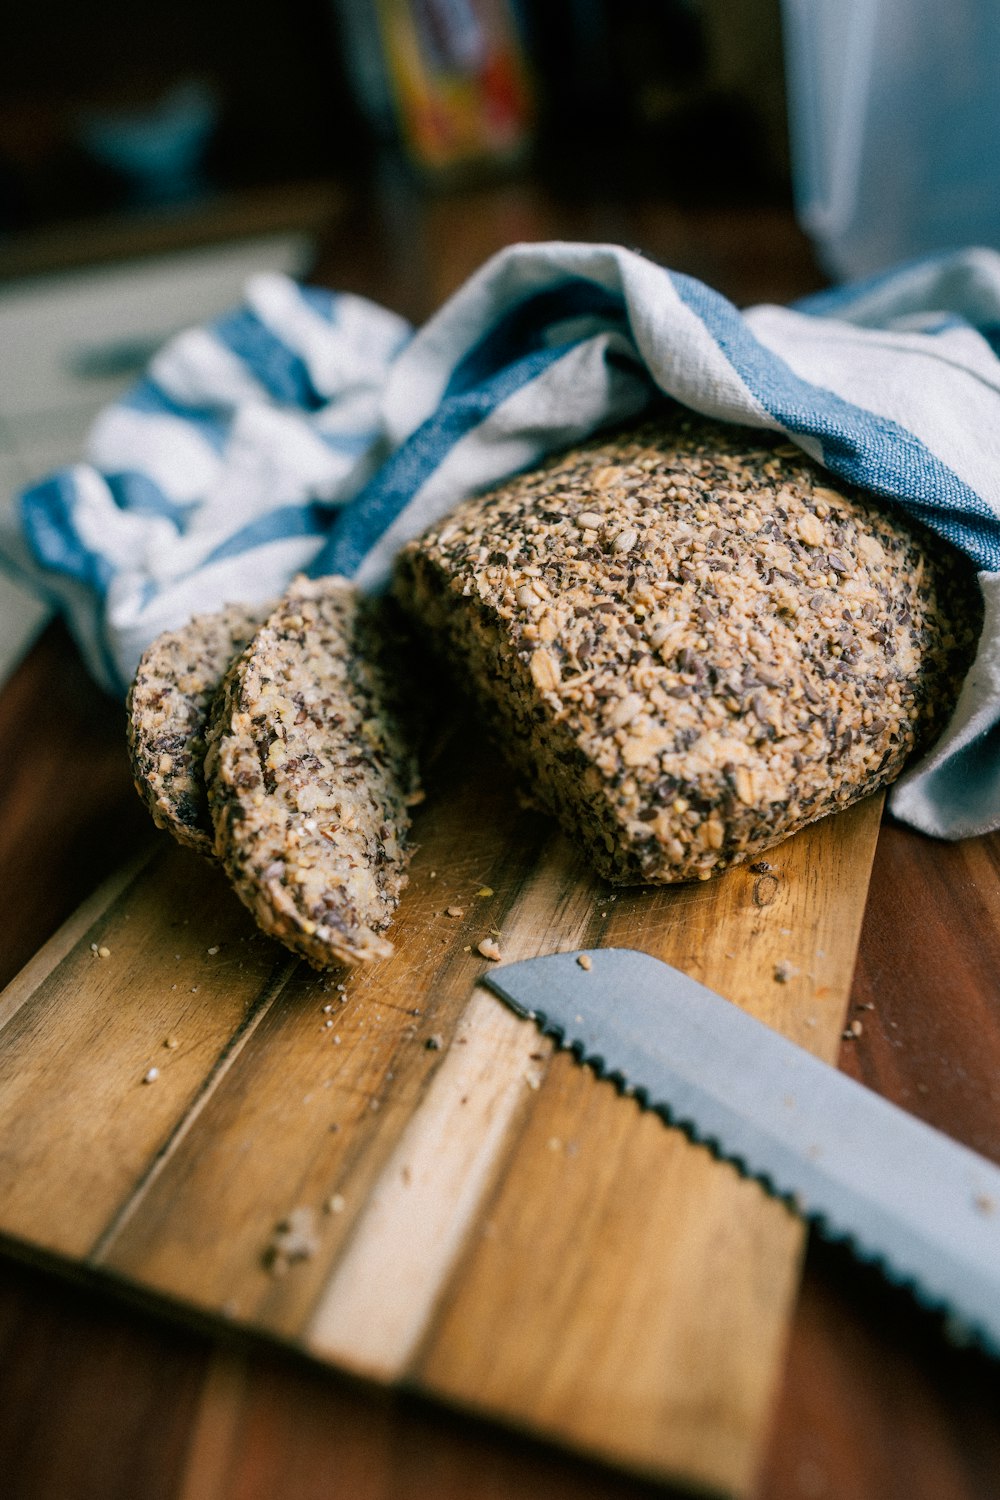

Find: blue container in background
<box><xmin>782</xmin><ymin>0</ymin><xmax>1000</xmax><ymax>281</ymax></box>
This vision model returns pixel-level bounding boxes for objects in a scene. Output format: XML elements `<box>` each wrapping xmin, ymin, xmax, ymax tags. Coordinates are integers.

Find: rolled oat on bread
<box><xmin>127</xmin><ymin>602</ymin><xmax>272</xmax><ymax>855</ymax></box>
<box><xmin>393</xmin><ymin>411</ymin><xmax>981</xmax><ymax>883</ymax></box>
<box><xmin>203</xmin><ymin>576</ymin><xmax>417</xmax><ymax>967</ymax></box>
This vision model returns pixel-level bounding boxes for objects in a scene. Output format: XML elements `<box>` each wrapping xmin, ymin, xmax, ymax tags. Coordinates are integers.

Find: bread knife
<box><xmin>483</xmin><ymin>948</ymin><xmax>1000</xmax><ymax>1357</ymax></box>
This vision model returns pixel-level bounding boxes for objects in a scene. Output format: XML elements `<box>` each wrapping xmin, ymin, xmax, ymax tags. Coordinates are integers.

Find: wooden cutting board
<box><xmin>0</xmin><ymin>731</ymin><xmax>883</xmax><ymax>1499</ymax></box>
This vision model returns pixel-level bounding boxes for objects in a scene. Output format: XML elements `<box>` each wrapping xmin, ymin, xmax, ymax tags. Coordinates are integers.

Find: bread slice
<box><xmin>204</xmin><ymin>576</ymin><xmax>417</xmax><ymax>967</ymax></box>
<box><xmin>127</xmin><ymin>603</ymin><xmax>271</xmax><ymax>855</ymax></box>
<box><xmin>394</xmin><ymin>411</ymin><xmax>981</xmax><ymax>883</ymax></box>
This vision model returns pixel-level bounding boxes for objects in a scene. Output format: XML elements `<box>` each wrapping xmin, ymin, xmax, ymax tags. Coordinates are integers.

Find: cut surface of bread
<box><xmin>204</xmin><ymin>576</ymin><xmax>416</xmax><ymax>967</ymax></box>
<box><xmin>394</xmin><ymin>412</ymin><xmax>981</xmax><ymax>883</ymax></box>
<box><xmin>127</xmin><ymin>603</ymin><xmax>271</xmax><ymax>855</ymax></box>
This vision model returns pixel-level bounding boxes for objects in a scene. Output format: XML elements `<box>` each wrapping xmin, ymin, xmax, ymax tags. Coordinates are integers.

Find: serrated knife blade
<box><xmin>483</xmin><ymin>948</ymin><xmax>1000</xmax><ymax>1357</ymax></box>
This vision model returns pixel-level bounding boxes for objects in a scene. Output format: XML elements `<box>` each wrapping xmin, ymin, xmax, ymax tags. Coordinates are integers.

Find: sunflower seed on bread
<box><xmin>393</xmin><ymin>411</ymin><xmax>981</xmax><ymax>883</ymax></box>
<box><xmin>203</xmin><ymin>576</ymin><xmax>416</xmax><ymax>967</ymax></box>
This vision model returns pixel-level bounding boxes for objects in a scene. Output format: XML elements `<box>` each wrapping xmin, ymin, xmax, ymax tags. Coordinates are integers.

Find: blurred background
<box><xmin>0</xmin><ymin>0</ymin><xmax>803</xmax><ymax>679</ymax></box>
<box><xmin>2</xmin><ymin>0</ymin><xmax>1000</xmax><ymax>681</ymax></box>
<box><xmin>4</xmin><ymin>0</ymin><xmax>999</xmax><ymax>295</ymax></box>
<box><xmin>0</xmin><ymin>1</ymin><xmax>793</xmax><ymax>261</ymax></box>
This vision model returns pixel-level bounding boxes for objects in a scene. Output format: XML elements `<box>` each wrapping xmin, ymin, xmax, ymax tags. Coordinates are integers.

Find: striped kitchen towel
<box><xmin>3</xmin><ymin>240</ymin><xmax>1000</xmax><ymax>840</ymax></box>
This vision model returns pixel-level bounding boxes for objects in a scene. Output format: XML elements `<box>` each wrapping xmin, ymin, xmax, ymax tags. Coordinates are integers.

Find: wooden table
<box><xmin>2</xmin><ymin>178</ymin><xmax>999</xmax><ymax>1500</ymax></box>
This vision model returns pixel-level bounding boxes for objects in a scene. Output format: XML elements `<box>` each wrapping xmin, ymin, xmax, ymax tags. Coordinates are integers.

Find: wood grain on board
<box><xmin>0</xmin><ymin>727</ymin><xmax>884</xmax><ymax>1500</ymax></box>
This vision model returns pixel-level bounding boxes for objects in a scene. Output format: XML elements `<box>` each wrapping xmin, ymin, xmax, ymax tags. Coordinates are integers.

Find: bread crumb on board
<box><xmin>264</xmin><ymin>1207</ymin><xmax>320</xmax><ymax>1273</ymax></box>
<box><xmin>478</xmin><ymin>937</ymin><xmax>502</xmax><ymax>961</ymax></box>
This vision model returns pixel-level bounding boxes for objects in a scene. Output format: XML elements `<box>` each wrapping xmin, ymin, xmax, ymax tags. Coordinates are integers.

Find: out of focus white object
<box><xmin>782</xmin><ymin>0</ymin><xmax>1000</xmax><ymax>281</ymax></box>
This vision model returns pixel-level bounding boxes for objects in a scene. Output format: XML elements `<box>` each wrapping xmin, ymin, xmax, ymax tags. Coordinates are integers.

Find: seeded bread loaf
<box><xmin>204</xmin><ymin>576</ymin><xmax>417</xmax><ymax>967</ymax></box>
<box><xmin>126</xmin><ymin>603</ymin><xmax>271</xmax><ymax>855</ymax></box>
<box><xmin>394</xmin><ymin>412</ymin><xmax>981</xmax><ymax>884</ymax></box>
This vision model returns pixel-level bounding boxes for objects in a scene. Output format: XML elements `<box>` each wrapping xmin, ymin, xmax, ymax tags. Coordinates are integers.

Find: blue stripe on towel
<box><xmin>19</xmin><ymin>475</ymin><xmax>124</xmax><ymax>691</ymax></box>
<box><xmin>312</xmin><ymin>334</ymin><xmax>615</xmax><ymax>578</ymax></box>
<box><xmin>20</xmin><ymin>474</ymin><xmax>115</xmax><ymax>593</ymax></box>
<box><xmin>444</xmin><ymin>278</ymin><xmax>628</xmax><ymax>399</ymax></box>
<box><xmin>123</xmin><ymin>379</ymin><xmax>229</xmax><ymax>452</ymax></box>
<box><xmin>791</xmin><ymin>250</ymin><xmax>959</xmax><ymax>319</ymax></box>
<box><xmin>199</xmin><ymin>502</ymin><xmax>331</xmax><ymax>571</ymax></box>
<box><xmin>297</xmin><ymin>284</ymin><xmax>340</xmax><ymax>323</ymax></box>
<box><xmin>213</xmin><ymin>307</ymin><xmax>325</xmax><ymax>411</ymax></box>
<box><xmin>316</xmin><ymin>426</ymin><xmax>382</xmax><ymax>459</ymax></box>
<box><xmin>105</xmin><ymin>471</ymin><xmax>192</xmax><ymax>526</ymax></box>
<box><xmin>671</xmin><ymin>270</ymin><xmax>1000</xmax><ymax>570</ymax></box>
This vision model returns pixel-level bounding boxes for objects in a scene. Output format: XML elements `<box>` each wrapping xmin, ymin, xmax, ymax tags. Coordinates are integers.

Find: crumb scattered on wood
<box><xmin>425</xmin><ymin>1033</ymin><xmax>444</xmax><ymax>1051</ymax></box>
<box><xmin>163</xmin><ymin>1036</ymin><xmax>179</xmax><ymax>1050</ymax></box>
<box><xmin>324</xmin><ymin>1194</ymin><xmax>345</xmax><ymax>1215</ymax></box>
<box><xmin>142</xmin><ymin>1067</ymin><xmax>159</xmax><ymax>1084</ymax></box>
<box><xmin>773</xmin><ymin>960</ymin><xmax>798</xmax><ymax>983</ymax></box>
<box><xmin>445</xmin><ymin>905</ymin><xmax>465</xmax><ymax>918</ymax></box>
<box><xmin>264</xmin><ymin>1207</ymin><xmax>320</xmax><ymax>1273</ymax></box>
<box><xmin>475</xmin><ymin>886</ymin><xmax>494</xmax><ymax>898</ymax></box>
<box><xmin>478</xmin><ymin>937</ymin><xmax>502</xmax><ymax>961</ymax></box>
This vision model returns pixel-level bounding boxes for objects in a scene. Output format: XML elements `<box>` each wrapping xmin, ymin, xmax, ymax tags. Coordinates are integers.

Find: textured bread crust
<box><xmin>204</xmin><ymin>576</ymin><xmax>415</xmax><ymax>967</ymax></box>
<box><xmin>394</xmin><ymin>412</ymin><xmax>981</xmax><ymax>884</ymax></box>
<box><xmin>127</xmin><ymin>603</ymin><xmax>271</xmax><ymax>854</ymax></box>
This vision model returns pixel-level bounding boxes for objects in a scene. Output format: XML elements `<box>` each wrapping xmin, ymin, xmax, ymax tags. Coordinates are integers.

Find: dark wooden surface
<box><xmin>2</xmin><ymin>177</ymin><xmax>999</xmax><ymax>1499</ymax></box>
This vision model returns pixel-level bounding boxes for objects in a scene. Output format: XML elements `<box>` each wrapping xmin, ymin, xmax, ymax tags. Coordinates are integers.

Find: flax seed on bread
<box><xmin>393</xmin><ymin>411</ymin><xmax>981</xmax><ymax>883</ymax></box>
